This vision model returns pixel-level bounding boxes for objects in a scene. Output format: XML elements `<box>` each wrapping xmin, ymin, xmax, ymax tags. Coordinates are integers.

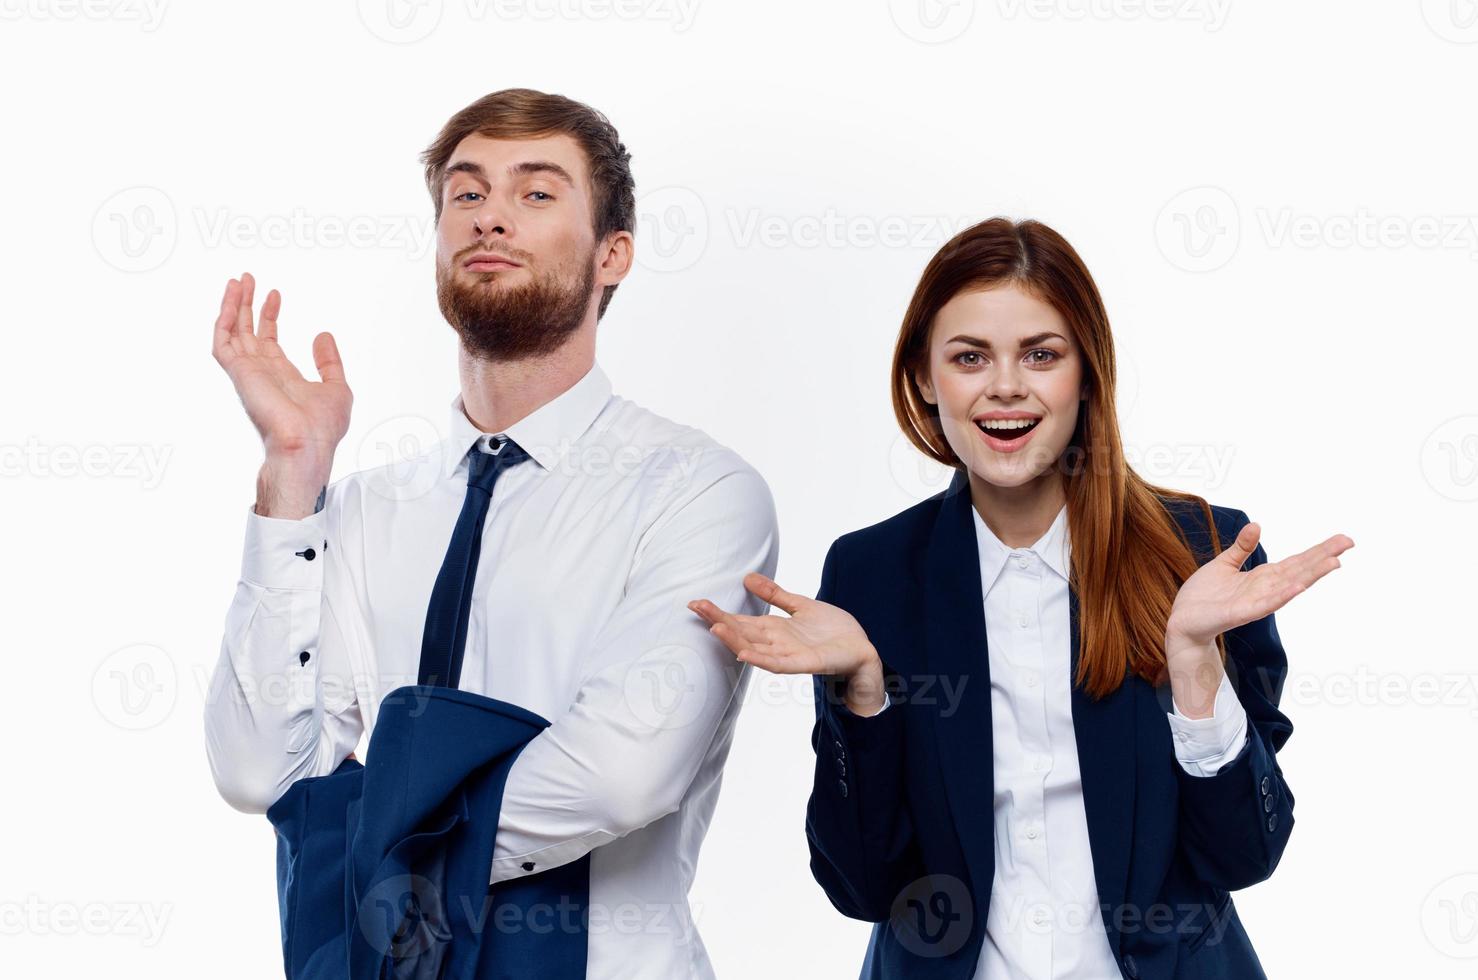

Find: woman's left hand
<box><xmin>1167</xmin><ymin>521</ymin><xmax>1354</xmax><ymax>650</ymax></box>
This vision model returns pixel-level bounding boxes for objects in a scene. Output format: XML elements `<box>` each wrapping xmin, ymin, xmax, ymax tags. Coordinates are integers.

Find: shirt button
<box><xmin>1033</xmin><ymin>755</ymin><xmax>1048</xmax><ymax>771</ymax></box>
<box><xmin>1175</xmin><ymin>731</ymin><xmax>1189</xmax><ymax>742</ymax></box>
<box><xmin>1025</xmin><ymin>825</ymin><xmax>1039</xmax><ymax>840</ymax></box>
<box><xmin>521</xmin><ymin>861</ymin><xmax>536</xmax><ymax>872</ymax></box>
<box><xmin>1032</xmin><ymin>907</ymin><xmax>1049</xmax><ymax>924</ymax></box>
<box><xmin>1015</xmin><ymin>555</ymin><xmax>1029</xmax><ymax>569</ymax></box>
<box><xmin>1017</xmin><ymin>615</ymin><xmax>1029</xmax><ymax>628</ymax></box>
<box><xmin>1024</xmin><ymin>672</ymin><xmax>1039</xmax><ymax>688</ymax></box>
<box><xmin>296</xmin><ymin>547</ymin><xmax>316</xmax><ymax>561</ymax></box>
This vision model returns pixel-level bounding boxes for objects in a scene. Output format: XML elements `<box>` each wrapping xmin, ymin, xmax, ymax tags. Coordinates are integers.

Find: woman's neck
<box><xmin>967</xmin><ymin>469</ymin><xmax>1067</xmax><ymax>549</ymax></box>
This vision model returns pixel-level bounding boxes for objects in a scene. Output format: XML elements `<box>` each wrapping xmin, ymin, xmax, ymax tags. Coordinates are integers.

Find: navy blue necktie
<box><xmin>419</xmin><ymin>437</ymin><xmax>530</xmax><ymax>689</ymax></box>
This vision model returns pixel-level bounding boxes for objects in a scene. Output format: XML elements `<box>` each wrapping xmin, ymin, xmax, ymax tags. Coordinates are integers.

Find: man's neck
<box><xmin>457</xmin><ymin>334</ymin><xmax>596</xmax><ymax>434</ymax></box>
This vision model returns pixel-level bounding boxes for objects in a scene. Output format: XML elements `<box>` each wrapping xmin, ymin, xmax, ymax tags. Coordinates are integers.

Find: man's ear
<box><xmin>915</xmin><ymin>367</ymin><xmax>936</xmax><ymax>405</ymax></box>
<box><xmin>596</xmin><ymin>230</ymin><xmax>635</xmax><ymax>288</ymax></box>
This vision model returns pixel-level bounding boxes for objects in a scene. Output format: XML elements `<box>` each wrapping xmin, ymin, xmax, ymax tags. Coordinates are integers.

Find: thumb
<box><xmin>313</xmin><ymin>331</ymin><xmax>346</xmax><ymax>385</ymax></box>
<box><xmin>744</xmin><ymin>572</ymin><xmax>806</xmax><ymax>615</ymax></box>
<box><xmin>1217</xmin><ymin>521</ymin><xmax>1260</xmax><ymax>569</ymax></box>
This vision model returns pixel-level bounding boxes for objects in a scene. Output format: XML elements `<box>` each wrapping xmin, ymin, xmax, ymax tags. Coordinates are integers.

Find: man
<box><xmin>204</xmin><ymin>88</ymin><xmax>778</xmax><ymax>978</ymax></box>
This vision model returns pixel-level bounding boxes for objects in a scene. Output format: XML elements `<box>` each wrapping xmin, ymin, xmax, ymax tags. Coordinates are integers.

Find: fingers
<box><xmin>1217</xmin><ymin>521</ymin><xmax>1260</xmax><ymax>569</ymax></box>
<box><xmin>313</xmin><ymin>332</ymin><xmax>346</xmax><ymax>385</ymax></box>
<box><xmin>212</xmin><ymin>278</ymin><xmax>240</xmax><ymax>362</ymax></box>
<box><xmin>1271</xmin><ymin>532</ymin><xmax>1355</xmax><ymax>584</ymax></box>
<box><xmin>724</xmin><ymin>640</ymin><xmax>809</xmax><ymax>676</ymax></box>
<box><xmin>686</xmin><ymin>599</ymin><xmax>765</xmax><ymax>639</ymax></box>
<box><xmin>234</xmin><ymin>272</ymin><xmax>258</xmax><ymax>355</ymax></box>
<box><xmin>743</xmin><ymin>571</ymin><xmax>807</xmax><ymax>615</ymax></box>
<box><xmin>258</xmin><ymin>288</ymin><xmax>282</xmax><ymax>345</ymax></box>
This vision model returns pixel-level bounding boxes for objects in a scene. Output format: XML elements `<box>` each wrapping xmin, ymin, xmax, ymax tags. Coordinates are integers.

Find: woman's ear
<box><xmin>915</xmin><ymin>367</ymin><xmax>936</xmax><ymax>405</ymax></box>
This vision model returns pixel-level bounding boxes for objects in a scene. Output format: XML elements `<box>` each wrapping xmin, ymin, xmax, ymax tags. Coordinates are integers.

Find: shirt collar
<box><xmin>971</xmin><ymin>502</ymin><xmax>1072</xmax><ymax>589</ymax></box>
<box><xmin>442</xmin><ymin>361</ymin><xmax>614</xmax><ymax>479</ymax></box>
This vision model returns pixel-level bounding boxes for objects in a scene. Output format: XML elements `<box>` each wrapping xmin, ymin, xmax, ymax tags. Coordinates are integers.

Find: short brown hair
<box><xmin>421</xmin><ymin>88</ymin><xmax>636</xmax><ymax>318</ymax></box>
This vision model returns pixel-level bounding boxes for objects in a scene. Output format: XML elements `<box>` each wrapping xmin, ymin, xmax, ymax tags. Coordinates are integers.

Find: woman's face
<box><xmin>915</xmin><ymin>283</ymin><xmax>1085</xmax><ymax>492</ymax></box>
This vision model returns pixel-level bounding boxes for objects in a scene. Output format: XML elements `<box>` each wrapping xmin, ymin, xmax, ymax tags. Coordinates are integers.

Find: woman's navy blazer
<box><xmin>806</xmin><ymin>469</ymin><xmax>1294</xmax><ymax>980</ymax></box>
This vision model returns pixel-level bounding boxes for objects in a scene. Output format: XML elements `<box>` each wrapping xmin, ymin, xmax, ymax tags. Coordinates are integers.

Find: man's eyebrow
<box><xmin>508</xmin><ymin>160</ymin><xmax>576</xmax><ymax>186</ymax></box>
<box><xmin>442</xmin><ymin>159</ymin><xmax>576</xmax><ymax>188</ymax></box>
<box><xmin>945</xmin><ymin>331</ymin><xmax>1068</xmax><ymax>349</ymax></box>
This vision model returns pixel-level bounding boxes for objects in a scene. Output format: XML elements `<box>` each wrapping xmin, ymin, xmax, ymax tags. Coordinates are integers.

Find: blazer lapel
<box><xmin>1068</xmin><ymin>586</ymin><xmax>1137</xmax><ymax>950</ymax></box>
<box><xmin>922</xmin><ymin>469</ymin><xmax>1137</xmax><ymax>947</ymax></box>
<box><xmin>922</xmin><ymin>470</ymin><xmax>996</xmax><ymax>894</ymax></box>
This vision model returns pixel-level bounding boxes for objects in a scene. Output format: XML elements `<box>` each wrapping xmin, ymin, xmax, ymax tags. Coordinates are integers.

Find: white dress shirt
<box><xmin>203</xmin><ymin>361</ymin><xmax>779</xmax><ymax>979</ymax></box>
<box><xmin>969</xmin><ymin>503</ymin><xmax>1248</xmax><ymax>979</ymax></box>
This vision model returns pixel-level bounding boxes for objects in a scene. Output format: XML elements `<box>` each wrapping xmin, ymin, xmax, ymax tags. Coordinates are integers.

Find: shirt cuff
<box><xmin>1167</xmin><ymin>669</ymin><xmax>1249</xmax><ymax>778</ymax></box>
<box><xmin>240</xmin><ymin>501</ymin><xmax>328</xmax><ymax>591</ymax></box>
<box><xmin>837</xmin><ymin>690</ymin><xmax>894</xmax><ymax>719</ymax></box>
<box><xmin>489</xmin><ymin>829</ymin><xmax>614</xmax><ymax>885</ymax></box>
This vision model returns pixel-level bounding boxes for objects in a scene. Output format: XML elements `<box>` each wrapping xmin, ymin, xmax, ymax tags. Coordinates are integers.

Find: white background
<box><xmin>3</xmin><ymin>1</ymin><xmax>1476</xmax><ymax>976</ymax></box>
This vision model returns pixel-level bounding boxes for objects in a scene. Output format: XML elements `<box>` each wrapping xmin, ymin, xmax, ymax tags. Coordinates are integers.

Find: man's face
<box><xmin>434</xmin><ymin>133</ymin><xmax>608</xmax><ymax>360</ymax></box>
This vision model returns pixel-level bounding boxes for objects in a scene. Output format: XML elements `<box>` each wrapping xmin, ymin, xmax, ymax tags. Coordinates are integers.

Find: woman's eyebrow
<box><xmin>944</xmin><ymin>331</ymin><xmax>1068</xmax><ymax>348</ymax></box>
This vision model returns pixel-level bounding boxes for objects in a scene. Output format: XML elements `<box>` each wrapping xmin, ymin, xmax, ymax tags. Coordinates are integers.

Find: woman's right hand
<box><xmin>688</xmin><ymin>573</ymin><xmax>889</xmax><ymax>716</ymax></box>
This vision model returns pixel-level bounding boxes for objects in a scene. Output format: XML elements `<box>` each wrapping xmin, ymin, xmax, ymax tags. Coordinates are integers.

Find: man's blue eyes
<box><xmin>452</xmin><ymin>191</ymin><xmax>555</xmax><ymax>203</ymax></box>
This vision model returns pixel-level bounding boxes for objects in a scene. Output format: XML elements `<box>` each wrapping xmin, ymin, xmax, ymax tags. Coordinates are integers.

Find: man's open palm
<box><xmin>211</xmin><ymin>272</ymin><xmax>352</xmax><ymax>460</ymax></box>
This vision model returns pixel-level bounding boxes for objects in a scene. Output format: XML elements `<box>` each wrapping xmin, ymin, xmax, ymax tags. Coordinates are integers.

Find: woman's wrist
<box><xmin>841</xmin><ymin>647</ymin><xmax>887</xmax><ymax>716</ymax></box>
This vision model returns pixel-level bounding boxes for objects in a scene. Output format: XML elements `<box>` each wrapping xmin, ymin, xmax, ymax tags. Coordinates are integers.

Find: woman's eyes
<box><xmin>951</xmin><ymin>349</ymin><xmax>1059</xmax><ymax>367</ymax></box>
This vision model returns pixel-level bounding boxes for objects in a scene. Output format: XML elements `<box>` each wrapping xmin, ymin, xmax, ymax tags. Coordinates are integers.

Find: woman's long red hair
<box><xmin>891</xmin><ymin>217</ymin><xmax>1222</xmax><ymax>699</ymax></box>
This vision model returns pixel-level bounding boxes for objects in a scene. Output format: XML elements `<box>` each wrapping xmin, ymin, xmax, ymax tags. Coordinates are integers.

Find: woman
<box><xmin>688</xmin><ymin>218</ymin><xmax>1351</xmax><ymax>979</ymax></box>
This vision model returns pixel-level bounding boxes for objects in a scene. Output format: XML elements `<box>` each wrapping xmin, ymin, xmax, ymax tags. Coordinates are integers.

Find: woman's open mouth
<box><xmin>974</xmin><ymin>416</ymin><xmax>1042</xmax><ymax>453</ymax></box>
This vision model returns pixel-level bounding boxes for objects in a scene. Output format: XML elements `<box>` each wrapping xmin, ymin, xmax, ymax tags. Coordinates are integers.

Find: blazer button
<box><xmin>837</xmin><ymin>761</ymin><xmax>847</xmax><ymax>778</ymax></box>
<box><xmin>1267</xmin><ymin>813</ymin><xmax>1278</xmax><ymax>833</ymax></box>
<box><xmin>1123</xmin><ymin>953</ymin><xmax>1139</xmax><ymax>978</ymax></box>
<box><xmin>1260</xmin><ymin>775</ymin><xmax>1271</xmax><ymax>796</ymax></box>
<box><xmin>834</xmin><ymin>739</ymin><xmax>845</xmax><ymax>757</ymax></box>
<box><xmin>838</xmin><ymin>779</ymin><xmax>848</xmax><ymax>798</ymax></box>
<box><xmin>1263</xmin><ymin>794</ymin><xmax>1274</xmax><ymax>812</ymax></box>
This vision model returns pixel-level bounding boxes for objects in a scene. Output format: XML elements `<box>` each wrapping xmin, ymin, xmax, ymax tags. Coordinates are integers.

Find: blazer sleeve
<box><xmin>1174</xmin><ymin>508</ymin><xmax>1296</xmax><ymax>891</ymax></box>
<box><xmin>804</xmin><ymin>537</ymin><xmax>923</xmax><ymax>922</ymax></box>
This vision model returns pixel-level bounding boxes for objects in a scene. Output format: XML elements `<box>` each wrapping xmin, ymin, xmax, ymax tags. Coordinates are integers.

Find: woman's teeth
<box><xmin>977</xmin><ymin>418</ymin><xmax>1040</xmax><ymax>441</ymax></box>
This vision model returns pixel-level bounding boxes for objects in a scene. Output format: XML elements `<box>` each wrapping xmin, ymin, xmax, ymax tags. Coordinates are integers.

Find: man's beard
<box><xmin>436</xmin><ymin>247</ymin><xmax>597</xmax><ymax>361</ymax></box>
